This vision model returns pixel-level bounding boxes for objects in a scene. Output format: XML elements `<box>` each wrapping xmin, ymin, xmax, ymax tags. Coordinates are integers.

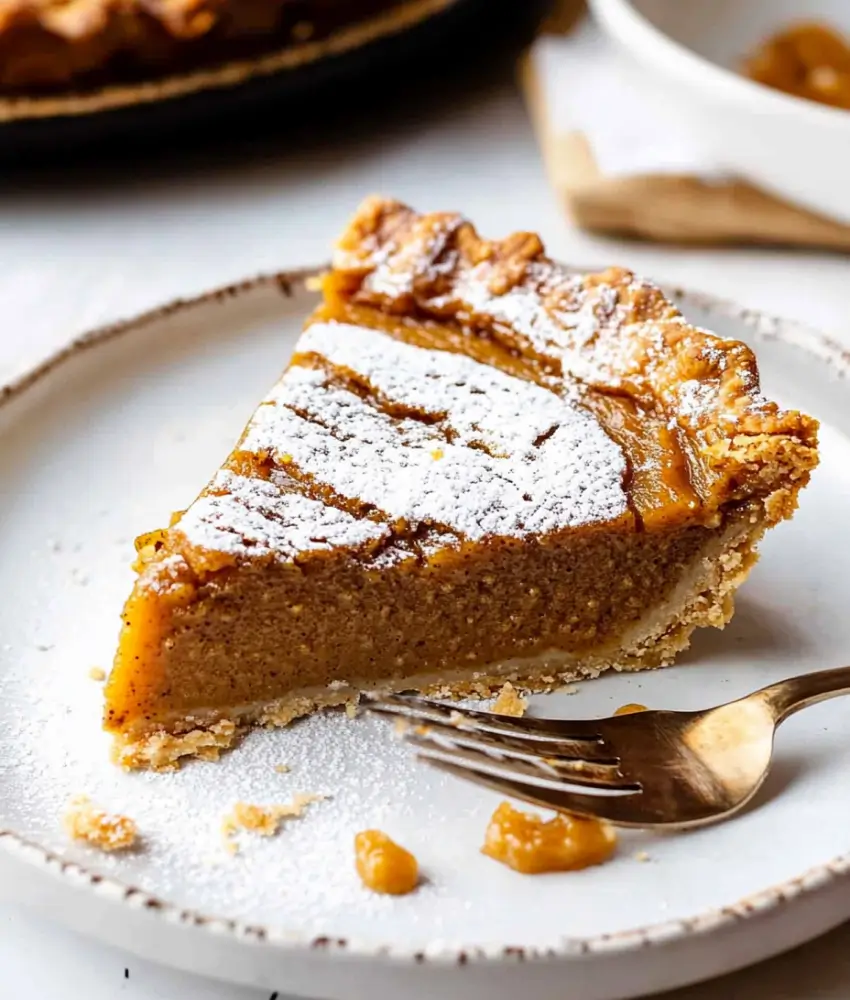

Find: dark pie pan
<box><xmin>0</xmin><ymin>0</ymin><xmax>551</xmax><ymax>164</ymax></box>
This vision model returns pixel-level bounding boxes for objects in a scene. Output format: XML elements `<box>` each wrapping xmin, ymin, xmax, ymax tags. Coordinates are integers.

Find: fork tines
<box><xmin>362</xmin><ymin>693</ymin><xmax>640</xmax><ymax>801</ymax></box>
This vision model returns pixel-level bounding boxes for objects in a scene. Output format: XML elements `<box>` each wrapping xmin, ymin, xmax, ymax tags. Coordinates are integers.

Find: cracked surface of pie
<box><xmin>0</xmin><ymin>0</ymin><xmax>423</xmax><ymax>90</ymax></box>
<box><xmin>104</xmin><ymin>196</ymin><xmax>819</xmax><ymax>769</ymax></box>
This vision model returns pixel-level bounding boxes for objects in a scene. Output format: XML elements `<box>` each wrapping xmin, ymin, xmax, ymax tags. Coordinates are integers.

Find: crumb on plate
<box><xmin>492</xmin><ymin>681</ymin><xmax>527</xmax><ymax>717</ymax></box>
<box><xmin>221</xmin><ymin>793</ymin><xmax>323</xmax><ymax>853</ymax></box>
<box><xmin>63</xmin><ymin>795</ymin><xmax>138</xmax><ymax>852</ymax></box>
<box><xmin>88</xmin><ymin>666</ymin><xmax>106</xmax><ymax>682</ymax></box>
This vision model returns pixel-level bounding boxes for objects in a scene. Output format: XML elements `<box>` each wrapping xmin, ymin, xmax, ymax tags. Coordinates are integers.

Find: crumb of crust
<box><xmin>221</xmin><ymin>793</ymin><xmax>324</xmax><ymax>854</ymax></box>
<box><xmin>112</xmin><ymin>719</ymin><xmax>238</xmax><ymax>771</ymax></box>
<box><xmin>492</xmin><ymin>681</ymin><xmax>528</xmax><ymax>718</ymax></box>
<box><xmin>63</xmin><ymin>796</ymin><xmax>138</xmax><ymax>852</ymax></box>
<box><xmin>274</xmin><ymin>763</ymin><xmax>291</xmax><ymax>774</ymax></box>
<box><xmin>634</xmin><ymin>850</ymin><xmax>652</xmax><ymax>863</ymax></box>
<box><xmin>447</xmin><ymin>710</ymin><xmax>466</xmax><ymax>727</ymax></box>
<box><xmin>345</xmin><ymin>702</ymin><xmax>358</xmax><ymax>719</ymax></box>
<box><xmin>88</xmin><ymin>666</ymin><xmax>106</xmax><ymax>682</ymax></box>
<box><xmin>428</xmin><ymin>677</ymin><xmax>499</xmax><ymax>700</ymax></box>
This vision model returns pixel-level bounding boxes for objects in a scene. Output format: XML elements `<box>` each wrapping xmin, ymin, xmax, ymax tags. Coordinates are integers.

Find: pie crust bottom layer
<box><xmin>112</xmin><ymin>507</ymin><xmax>764</xmax><ymax>770</ymax></box>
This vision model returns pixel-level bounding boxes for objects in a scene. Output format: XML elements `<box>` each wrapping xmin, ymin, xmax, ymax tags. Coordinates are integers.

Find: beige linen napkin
<box><xmin>521</xmin><ymin>2</ymin><xmax>850</xmax><ymax>250</ymax></box>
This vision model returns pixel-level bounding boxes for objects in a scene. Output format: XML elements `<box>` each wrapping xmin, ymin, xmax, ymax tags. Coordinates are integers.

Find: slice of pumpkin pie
<box><xmin>104</xmin><ymin>197</ymin><xmax>819</xmax><ymax>769</ymax></box>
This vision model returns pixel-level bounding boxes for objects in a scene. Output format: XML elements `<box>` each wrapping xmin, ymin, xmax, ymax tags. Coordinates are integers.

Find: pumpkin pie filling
<box><xmin>104</xmin><ymin>197</ymin><xmax>819</xmax><ymax>770</ymax></box>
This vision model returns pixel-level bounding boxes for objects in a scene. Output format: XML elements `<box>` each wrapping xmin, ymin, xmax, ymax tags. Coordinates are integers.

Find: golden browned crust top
<box><xmin>328</xmin><ymin>196</ymin><xmax>819</xmax><ymax>514</ymax></box>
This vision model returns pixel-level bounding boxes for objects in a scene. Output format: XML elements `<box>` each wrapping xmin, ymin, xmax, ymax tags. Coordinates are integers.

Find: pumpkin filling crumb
<box><xmin>355</xmin><ymin>829</ymin><xmax>419</xmax><ymax>895</ymax></box>
<box><xmin>482</xmin><ymin>801</ymin><xmax>617</xmax><ymax>874</ymax></box>
<box><xmin>614</xmin><ymin>702</ymin><xmax>648</xmax><ymax>716</ymax></box>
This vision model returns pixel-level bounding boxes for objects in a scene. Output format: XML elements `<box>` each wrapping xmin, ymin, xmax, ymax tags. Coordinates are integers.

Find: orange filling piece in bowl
<box><xmin>745</xmin><ymin>22</ymin><xmax>850</xmax><ymax>110</ymax></box>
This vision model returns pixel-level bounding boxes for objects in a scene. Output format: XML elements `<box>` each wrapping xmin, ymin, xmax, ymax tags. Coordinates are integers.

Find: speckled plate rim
<box><xmin>0</xmin><ymin>0</ymin><xmax>455</xmax><ymax>123</ymax></box>
<box><xmin>1</xmin><ymin>266</ymin><xmax>849</xmax><ymax>968</ymax></box>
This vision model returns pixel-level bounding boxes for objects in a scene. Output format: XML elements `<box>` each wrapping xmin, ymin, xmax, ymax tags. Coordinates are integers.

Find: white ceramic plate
<box><xmin>1</xmin><ymin>273</ymin><xmax>849</xmax><ymax>1000</ymax></box>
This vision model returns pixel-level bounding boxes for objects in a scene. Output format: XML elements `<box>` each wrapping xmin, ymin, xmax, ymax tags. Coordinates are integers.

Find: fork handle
<box><xmin>759</xmin><ymin>666</ymin><xmax>850</xmax><ymax>722</ymax></box>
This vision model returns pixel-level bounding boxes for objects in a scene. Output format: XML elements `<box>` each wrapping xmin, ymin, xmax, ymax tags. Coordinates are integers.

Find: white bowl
<box><xmin>588</xmin><ymin>0</ymin><xmax>850</xmax><ymax>223</ymax></box>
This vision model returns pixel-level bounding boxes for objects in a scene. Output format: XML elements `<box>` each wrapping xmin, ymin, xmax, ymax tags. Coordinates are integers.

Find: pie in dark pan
<box><xmin>0</xmin><ymin>0</ymin><xmax>551</xmax><ymax>161</ymax></box>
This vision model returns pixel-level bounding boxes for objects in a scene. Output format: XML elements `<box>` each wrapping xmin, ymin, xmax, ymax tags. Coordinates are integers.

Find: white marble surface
<box><xmin>1</xmin><ymin>58</ymin><xmax>848</xmax><ymax>999</ymax></box>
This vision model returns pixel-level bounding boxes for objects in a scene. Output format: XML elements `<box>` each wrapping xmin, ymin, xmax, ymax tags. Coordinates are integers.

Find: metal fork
<box><xmin>364</xmin><ymin>666</ymin><xmax>850</xmax><ymax>829</ymax></box>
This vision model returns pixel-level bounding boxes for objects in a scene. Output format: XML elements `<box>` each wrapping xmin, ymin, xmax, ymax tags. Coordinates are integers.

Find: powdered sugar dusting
<box><xmin>296</xmin><ymin>321</ymin><xmax>584</xmax><ymax>454</ymax></box>
<box><xmin>676</xmin><ymin>379</ymin><xmax>716</xmax><ymax>421</ymax></box>
<box><xmin>445</xmin><ymin>264</ymin><xmax>592</xmax><ymax>357</ymax></box>
<box><xmin>360</xmin><ymin>211</ymin><xmax>778</xmax><ymax>436</ymax></box>
<box><xmin>364</xmin><ymin>213</ymin><xmax>460</xmax><ymax>299</ymax></box>
<box><xmin>240</xmin><ymin>322</ymin><xmax>628</xmax><ymax>541</ymax></box>
<box><xmin>441</xmin><ymin>266</ymin><xmax>648</xmax><ymax>391</ymax></box>
<box><xmin>177</xmin><ymin>470</ymin><xmax>389</xmax><ymax>559</ymax></box>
